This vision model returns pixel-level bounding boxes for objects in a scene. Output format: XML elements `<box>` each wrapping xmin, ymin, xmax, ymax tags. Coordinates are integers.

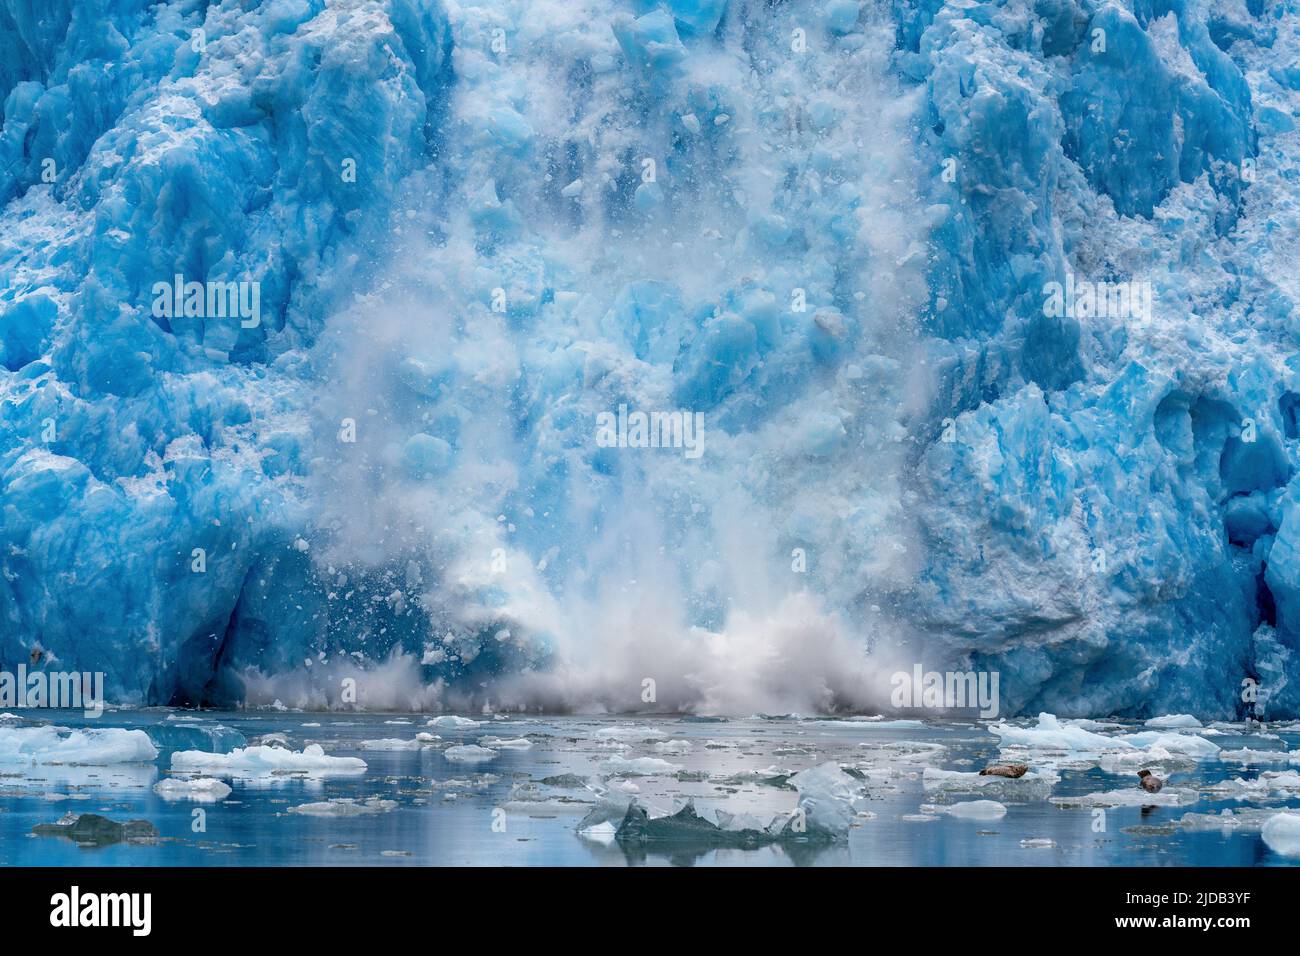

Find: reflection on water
<box><xmin>2</xmin><ymin>710</ymin><xmax>1298</xmax><ymax>866</ymax></box>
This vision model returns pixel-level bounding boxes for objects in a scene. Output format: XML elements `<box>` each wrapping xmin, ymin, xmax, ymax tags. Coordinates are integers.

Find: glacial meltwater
<box><xmin>3</xmin><ymin>709</ymin><xmax>1300</xmax><ymax>867</ymax></box>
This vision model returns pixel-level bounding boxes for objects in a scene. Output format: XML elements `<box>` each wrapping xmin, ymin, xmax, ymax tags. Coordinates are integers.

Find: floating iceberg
<box><xmin>288</xmin><ymin>797</ymin><xmax>399</xmax><ymax>817</ymax></box>
<box><xmin>171</xmin><ymin>744</ymin><xmax>365</xmax><ymax>777</ymax></box>
<box><xmin>0</xmin><ymin>725</ymin><xmax>158</xmax><ymax>765</ymax></box>
<box><xmin>1262</xmin><ymin>814</ymin><xmax>1300</xmax><ymax>856</ymax></box>
<box><xmin>599</xmin><ymin>756</ymin><xmax>682</xmax><ymax>777</ymax></box>
<box><xmin>153</xmin><ymin>777</ymin><xmax>232</xmax><ymax>802</ymax></box>
<box><xmin>443</xmin><ymin>744</ymin><xmax>498</xmax><ymax>762</ymax></box>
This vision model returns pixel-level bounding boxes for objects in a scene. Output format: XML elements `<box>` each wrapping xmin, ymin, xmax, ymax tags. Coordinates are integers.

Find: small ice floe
<box><xmin>577</xmin><ymin>820</ymin><xmax>618</xmax><ymax>845</ymax></box>
<box><xmin>358</xmin><ymin>738</ymin><xmax>426</xmax><ymax>751</ymax></box>
<box><xmin>718</xmin><ymin>766</ymin><xmax>795</xmax><ymax>788</ymax></box>
<box><xmin>992</xmin><ymin>714</ymin><xmax>1220</xmax><ymax>758</ymax></box>
<box><xmin>480</xmin><ymin>736</ymin><xmax>532</xmax><ymax>750</ymax></box>
<box><xmin>1179</xmin><ymin>808</ymin><xmax>1276</xmax><ymax>832</ymax></box>
<box><xmin>804</xmin><ymin>718</ymin><xmax>927</xmax><ymax>730</ymax></box>
<box><xmin>430</xmin><ymin>773</ymin><xmax>499</xmax><ymax>793</ymax></box>
<box><xmin>857</xmin><ymin>741</ymin><xmax>947</xmax><ymax>770</ymax></box>
<box><xmin>1215</xmin><ymin>747</ymin><xmax>1292</xmax><ymax>765</ymax></box>
<box><xmin>288</xmin><ymin>797</ymin><xmax>398</xmax><ymax>817</ymax></box>
<box><xmin>1122</xmin><ymin>732</ymin><xmax>1221</xmax><ymax>758</ymax></box>
<box><xmin>384</xmin><ymin>719</ymin><xmax>413</xmax><ymax>725</ymax></box>
<box><xmin>1145</xmin><ymin>715</ymin><xmax>1203</xmax><ymax>729</ymax></box>
<box><xmin>991</xmin><ymin>715</ymin><xmax>1116</xmax><ymax>750</ymax></box>
<box><xmin>1020</xmin><ymin>838</ymin><xmax>1055</xmax><ymax>848</ymax></box>
<box><xmin>1262</xmin><ymin>814</ymin><xmax>1300</xmax><ymax>856</ymax></box>
<box><xmin>153</xmin><ymin>778</ymin><xmax>232</xmax><ymax>802</ymax></box>
<box><xmin>581</xmin><ymin>763</ymin><xmax>860</xmax><ymax>850</ymax></box>
<box><xmin>653</xmin><ymin>740</ymin><xmax>692</xmax><ymax>755</ymax></box>
<box><xmin>172</xmin><ymin>744</ymin><xmax>366</xmax><ymax>777</ymax></box>
<box><xmin>427</xmin><ymin>716</ymin><xmax>480</xmax><ymax>729</ymax></box>
<box><xmin>537</xmin><ymin>773</ymin><xmax>591</xmax><ymax>790</ymax></box>
<box><xmin>599</xmin><ymin>756</ymin><xmax>681</xmax><ymax>777</ymax></box>
<box><xmin>925</xmin><ymin>800</ymin><xmax>1007</xmax><ymax>821</ymax></box>
<box><xmin>0</xmin><ymin>725</ymin><xmax>158</xmax><ymax>765</ymax></box>
<box><xmin>416</xmin><ymin>732</ymin><xmax>440</xmax><ymax>743</ymax></box>
<box><xmin>443</xmin><ymin>744</ymin><xmax>498</xmax><ymax>762</ymax></box>
<box><xmin>790</xmin><ymin>762</ymin><xmax>861</xmax><ymax>836</ymax></box>
<box><xmin>1050</xmin><ymin>788</ymin><xmax>1197</xmax><ymax>808</ymax></box>
<box><xmin>1200</xmin><ymin>770</ymin><xmax>1300</xmax><ymax>803</ymax></box>
<box><xmin>1098</xmin><ymin>747</ymin><xmax>1196</xmax><ymax>774</ymax></box>
<box><xmin>254</xmin><ymin>733</ymin><xmax>291</xmax><ymax>748</ymax></box>
<box><xmin>593</xmin><ymin>725</ymin><xmax>668</xmax><ymax>742</ymax></box>
<box><xmin>922</xmin><ymin>767</ymin><xmax>1057</xmax><ymax>802</ymax></box>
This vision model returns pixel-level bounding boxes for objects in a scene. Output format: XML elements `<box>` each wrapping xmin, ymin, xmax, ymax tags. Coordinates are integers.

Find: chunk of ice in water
<box><xmin>1262</xmin><ymin>813</ymin><xmax>1300</xmax><ymax>856</ymax></box>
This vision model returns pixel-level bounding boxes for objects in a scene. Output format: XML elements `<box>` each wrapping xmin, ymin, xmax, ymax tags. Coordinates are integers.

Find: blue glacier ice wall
<box><xmin>0</xmin><ymin>0</ymin><xmax>1297</xmax><ymax>718</ymax></box>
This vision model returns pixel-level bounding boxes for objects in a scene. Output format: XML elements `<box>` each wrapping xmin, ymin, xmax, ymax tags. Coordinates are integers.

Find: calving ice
<box><xmin>595</xmin><ymin>404</ymin><xmax>705</xmax><ymax>459</ymax></box>
<box><xmin>49</xmin><ymin>886</ymin><xmax>151</xmax><ymax>936</ymax></box>
<box><xmin>0</xmin><ymin>666</ymin><xmax>104</xmax><ymax>718</ymax></box>
<box><xmin>151</xmin><ymin>274</ymin><xmax>260</xmax><ymax>327</ymax></box>
<box><xmin>891</xmin><ymin>665</ymin><xmax>1000</xmax><ymax>718</ymax></box>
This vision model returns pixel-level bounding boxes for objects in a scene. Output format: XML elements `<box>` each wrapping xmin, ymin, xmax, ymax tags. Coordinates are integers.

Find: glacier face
<box><xmin>0</xmin><ymin>0</ymin><xmax>1297</xmax><ymax>718</ymax></box>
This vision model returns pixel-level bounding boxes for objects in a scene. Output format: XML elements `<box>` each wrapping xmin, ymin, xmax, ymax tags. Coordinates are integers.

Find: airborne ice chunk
<box><xmin>171</xmin><ymin>744</ymin><xmax>365</xmax><ymax>777</ymax></box>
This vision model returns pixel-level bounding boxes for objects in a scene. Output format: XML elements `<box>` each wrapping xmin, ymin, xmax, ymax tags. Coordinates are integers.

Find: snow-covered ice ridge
<box><xmin>0</xmin><ymin>0</ymin><xmax>1297</xmax><ymax>717</ymax></box>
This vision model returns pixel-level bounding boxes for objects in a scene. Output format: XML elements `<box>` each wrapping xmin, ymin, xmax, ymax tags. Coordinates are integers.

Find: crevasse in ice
<box><xmin>0</xmin><ymin>0</ymin><xmax>1297</xmax><ymax>718</ymax></box>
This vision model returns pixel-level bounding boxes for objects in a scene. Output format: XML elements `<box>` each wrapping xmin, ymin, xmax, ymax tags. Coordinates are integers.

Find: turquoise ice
<box><xmin>1</xmin><ymin>0</ymin><xmax>1298</xmax><ymax>718</ymax></box>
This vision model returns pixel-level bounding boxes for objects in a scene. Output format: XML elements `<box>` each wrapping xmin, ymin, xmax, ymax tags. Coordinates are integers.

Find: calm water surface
<box><xmin>2</xmin><ymin>709</ymin><xmax>1296</xmax><ymax>866</ymax></box>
